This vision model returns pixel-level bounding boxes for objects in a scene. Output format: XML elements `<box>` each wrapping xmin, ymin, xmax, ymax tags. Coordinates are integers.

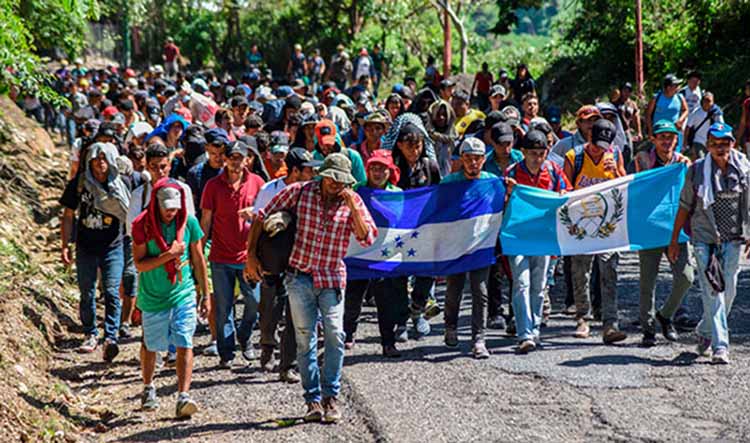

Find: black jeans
<box><xmin>259</xmin><ymin>274</ymin><xmax>296</xmax><ymax>371</ymax></box>
<box><xmin>344</xmin><ymin>278</ymin><xmax>409</xmax><ymax>347</ymax></box>
<box><xmin>444</xmin><ymin>267</ymin><xmax>491</xmax><ymax>342</ymax></box>
<box><xmin>488</xmin><ymin>256</ymin><xmax>512</xmax><ymax>319</ymax></box>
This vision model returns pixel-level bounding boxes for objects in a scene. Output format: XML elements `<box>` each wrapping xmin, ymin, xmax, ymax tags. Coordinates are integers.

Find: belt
<box><xmin>286</xmin><ymin>267</ymin><xmax>312</xmax><ymax>278</ymax></box>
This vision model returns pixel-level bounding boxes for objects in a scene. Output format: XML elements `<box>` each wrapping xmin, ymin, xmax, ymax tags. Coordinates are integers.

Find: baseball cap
<box><xmin>119</xmin><ymin>99</ymin><xmax>135</xmax><ymax>111</ymax></box>
<box><xmin>653</xmin><ymin>119</ymin><xmax>679</xmax><ymax>135</ymax></box>
<box><xmin>276</xmin><ymin>86</ymin><xmax>294</xmax><ymax>99</ymax></box>
<box><xmin>576</xmin><ymin>105</ymin><xmax>601</xmax><ymax>121</ymax></box>
<box><xmin>315</xmin><ymin>119</ymin><xmax>337</xmax><ymax>146</ymax></box>
<box><xmin>708</xmin><ymin>122</ymin><xmax>735</xmax><ymax>141</ymax></box>
<box><xmin>501</xmin><ymin>105</ymin><xmax>521</xmax><ymax>128</ymax></box>
<box><xmin>591</xmin><ymin>119</ymin><xmax>616</xmax><ymax>149</ymax></box>
<box><xmin>366</xmin><ymin>149</ymin><xmax>400</xmax><ymax>185</ymax></box>
<box><xmin>364</xmin><ymin>112</ymin><xmax>388</xmax><ymax>126</ymax></box>
<box><xmin>231</xmin><ymin>95</ymin><xmax>249</xmax><ymax>108</ymax></box>
<box><xmin>522</xmin><ymin>130</ymin><xmax>549</xmax><ymax>150</ymax></box>
<box><xmin>156</xmin><ymin>186</ymin><xmax>182</xmax><ymax>210</ymax></box>
<box><xmin>453</xmin><ymin>90</ymin><xmax>470</xmax><ymax>103</ymax></box>
<box><xmin>459</xmin><ymin>137</ymin><xmax>485</xmax><ymax>156</ymax></box>
<box><xmin>102</xmin><ymin>106</ymin><xmax>119</xmax><ymax>119</ymax></box>
<box><xmin>205</xmin><ymin>128</ymin><xmax>230</xmax><ymax>146</ymax></box>
<box><xmin>112</xmin><ymin>113</ymin><xmax>126</xmax><ymax>125</ymax></box>
<box><xmin>490</xmin><ymin>84</ymin><xmax>506</xmax><ymax>97</ymax></box>
<box><xmin>440</xmin><ymin>78</ymin><xmax>456</xmax><ymax>89</ymax></box>
<box><xmin>317</xmin><ymin>152</ymin><xmax>356</xmax><ymax>185</ymax></box>
<box><xmin>226</xmin><ymin>140</ymin><xmax>249</xmax><ymax>157</ymax></box>
<box><xmin>270</xmin><ymin>144</ymin><xmax>289</xmax><ymax>155</ymax></box>
<box><xmin>663</xmin><ymin>74</ymin><xmax>681</xmax><ymax>87</ymax></box>
<box><xmin>248</xmin><ymin>100</ymin><xmax>264</xmax><ymax>114</ymax></box>
<box><xmin>546</xmin><ymin>105</ymin><xmax>562</xmax><ymax>124</ymax></box>
<box><xmin>490</xmin><ymin>122</ymin><xmax>515</xmax><ymax>144</ymax></box>
<box><xmin>285</xmin><ymin>147</ymin><xmax>323</xmax><ymax>170</ymax></box>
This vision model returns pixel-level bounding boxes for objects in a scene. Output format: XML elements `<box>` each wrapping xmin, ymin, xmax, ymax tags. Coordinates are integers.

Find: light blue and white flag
<box><xmin>501</xmin><ymin>163</ymin><xmax>688</xmax><ymax>256</ymax></box>
<box><xmin>345</xmin><ymin>179</ymin><xmax>505</xmax><ymax>280</ymax></box>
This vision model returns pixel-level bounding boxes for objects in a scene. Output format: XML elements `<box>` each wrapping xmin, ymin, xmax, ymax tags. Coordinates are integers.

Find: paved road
<box><xmin>60</xmin><ymin>253</ymin><xmax>750</xmax><ymax>442</ymax></box>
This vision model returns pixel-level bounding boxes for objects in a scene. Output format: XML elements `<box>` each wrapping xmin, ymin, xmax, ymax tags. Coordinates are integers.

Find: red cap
<box><xmin>124</xmin><ymin>68</ymin><xmax>136</xmax><ymax>78</ymax></box>
<box><xmin>576</xmin><ymin>105</ymin><xmax>600</xmax><ymax>121</ymax></box>
<box><xmin>360</xmin><ymin>48</ymin><xmax>368</xmax><ymax>56</ymax></box>
<box><xmin>174</xmin><ymin>106</ymin><xmax>193</xmax><ymax>123</ymax></box>
<box><xmin>102</xmin><ymin>106</ymin><xmax>119</xmax><ymax>118</ymax></box>
<box><xmin>315</xmin><ymin>119</ymin><xmax>337</xmax><ymax>146</ymax></box>
<box><xmin>366</xmin><ymin>149</ymin><xmax>400</xmax><ymax>185</ymax></box>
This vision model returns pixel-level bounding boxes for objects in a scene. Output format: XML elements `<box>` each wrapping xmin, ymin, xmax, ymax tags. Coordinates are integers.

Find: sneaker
<box><xmin>103</xmin><ymin>339</ymin><xmax>120</xmax><ymax>363</ymax></box>
<box><xmin>506</xmin><ymin>319</ymin><xmax>516</xmax><ymax>335</ymax></box>
<box><xmin>141</xmin><ymin>385</ymin><xmax>159</xmax><ymax>411</ymax></box>
<box><xmin>219</xmin><ymin>359</ymin><xmax>234</xmax><ymax>369</ymax></box>
<box><xmin>304</xmin><ymin>402</ymin><xmax>323</xmax><ymax>422</ymax></box>
<box><xmin>673</xmin><ymin>312</ymin><xmax>699</xmax><ymax>331</ymax></box>
<box><xmin>574</xmin><ymin>319</ymin><xmax>590</xmax><ymax>338</ymax></box>
<box><xmin>344</xmin><ymin>338</ymin><xmax>355</xmax><ymax>350</ymax></box>
<box><xmin>395</xmin><ymin>325</ymin><xmax>408</xmax><ymax>343</ymax></box>
<box><xmin>488</xmin><ymin>315</ymin><xmax>507</xmax><ymax>330</ymax></box>
<box><xmin>155</xmin><ymin>353</ymin><xmax>165</xmax><ymax>369</ymax></box>
<box><xmin>424</xmin><ymin>299</ymin><xmax>442</xmax><ymax>320</ymax></box>
<box><xmin>175</xmin><ymin>393</ymin><xmax>198</xmax><ymax>418</ymax></box>
<box><xmin>119</xmin><ymin>323</ymin><xmax>132</xmax><ymax>339</ymax></box>
<box><xmin>382</xmin><ymin>344</ymin><xmax>401</xmax><ymax>358</ymax></box>
<box><xmin>516</xmin><ymin>339</ymin><xmax>536</xmax><ymax>354</ymax></box>
<box><xmin>166</xmin><ymin>351</ymin><xmax>177</xmax><ymax>367</ymax></box>
<box><xmin>412</xmin><ymin>315</ymin><xmax>431</xmax><ymax>337</ymax></box>
<box><xmin>279</xmin><ymin>368</ymin><xmax>301</xmax><ymax>384</ymax></box>
<box><xmin>711</xmin><ymin>348</ymin><xmax>730</xmax><ymax>365</ymax></box>
<box><xmin>203</xmin><ymin>341</ymin><xmax>219</xmax><ymax>357</ymax></box>
<box><xmin>602</xmin><ymin>326</ymin><xmax>627</xmax><ymax>344</ymax></box>
<box><xmin>259</xmin><ymin>347</ymin><xmax>275</xmax><ymax>372</ymax></box>
<box><xmin>241</xmin><ymin>346</ymin><xmax>256</xmax><ymax>362</ymax></box>
<box><xmin>78</xmin><ymin>335</ymin><xmax>98</xmax><ymax>353</ymax></box>
<box><xmin>697</xmin><ymin>337</ymin><xmax>712</xmax><ymax>357</ymax></box>
<box><xmin>472</xmin><ymin>340</ymin><xmax>490</xmax><ymax>359</ymax></box>
<box><xmin>563</xmin><ymin>304</ymin><xmax>577</xmax><ymax>315</ymax></box>
<box><xmin>322</xmin><ymin>397</ymin><xmax>342</xmax><ymax>423</ymax></box>
<box><xmin>444</xmin><ymin>328</ymin><xmax>458</xmax><ymax>347</ymax></box>
<box><xmin>655</xmin><ymin>312</ymin><xmax>678</xmax><ymax>341</ymax></box>
<box><xmin>641</xmin><ymin>333</ymin><xmax>657</xmax><ymax>348</ymax></box>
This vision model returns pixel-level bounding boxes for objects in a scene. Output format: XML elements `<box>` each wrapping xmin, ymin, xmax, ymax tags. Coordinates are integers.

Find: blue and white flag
<box><xmin>345</xmin><ymin>179</ymin><xmax>506</xmax><ymax>280</ymax></box>
<box><xmin>501</xmin><ymin>163</ymin><xmax>688</xmax><ymax>256</ymax></box>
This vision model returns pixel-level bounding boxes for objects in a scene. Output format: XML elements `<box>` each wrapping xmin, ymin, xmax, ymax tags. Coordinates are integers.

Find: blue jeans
<box><xmin>693</xmin><ymin>241</ymin><xmax>742</xmax><ymax>351</ymax></box>
<box><xmin>510</xmin><ymin>255</ymin><xmax>550</xmax><ymax>342</ymax></box>
<box><xmin>122</xmin><ymin>236</ymin><xmax>137</xmax><ymax>297</ymax></box>
<box><xmin>285</xmin><ymin>273</ymin><xmax>345</xmax><ymax>403</ymax></box>
<box><xmin>76</xmin><ymin>245</ymin><xmax>124</xmax><ymax>341</ymax></box>
<box><xmin>210</xmin><ymin>263</ymin><xmax>260</xmax><ymax>361</ymax></box>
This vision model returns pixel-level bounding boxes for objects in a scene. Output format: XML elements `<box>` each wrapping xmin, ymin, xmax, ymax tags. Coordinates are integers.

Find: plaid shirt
<box><xmin>259</xmin><ymin>180</ymin><xmax>377</xmax><ymax>289</ymax></box>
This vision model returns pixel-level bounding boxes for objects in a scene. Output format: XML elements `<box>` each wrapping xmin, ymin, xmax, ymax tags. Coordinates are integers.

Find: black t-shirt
<box><xmin>60</xmin><ymin>178</ymin><xmax>123</xmax><ymax>254</ymax></box>
<box><xmin>397</xmin><ymin>157</ymin><xmax>442</xmax><ymax>190</ymax></box>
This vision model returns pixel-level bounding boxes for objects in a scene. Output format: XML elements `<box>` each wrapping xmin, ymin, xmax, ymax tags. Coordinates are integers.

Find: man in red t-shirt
<box><xmin>200</xmin><ymin>140</ymin><xmax>265</xmax><ymax>367</ymax></box>
<box><xmin>163</xmin><ymin>37</ymin><xmax>180</xmax><ymax>78</ymax></box>
<box><xmin>505</xmin><ymin>130</ymin><xmax>570</xmax><ymax>354</ymax></box>
<box><xmin>471</xmin><ymin>62</ymin><xmax>494</xmax><ymax>112</ymax></box>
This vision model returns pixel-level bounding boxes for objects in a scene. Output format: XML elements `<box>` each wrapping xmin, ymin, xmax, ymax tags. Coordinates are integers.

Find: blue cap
<box><xmin>546</xmin><ymin>105</ymin><xmax>562</xmax><ymax>124</ymax></box>
<box><xmin>205</xmin><ymin>127</ymin><xmax>230</xmax><ymax>146</ymax></box>
<box><xmin>248</xmin><ymin>100</ymin><xmax>264</xmax><ymax>113</ymax></box>
<box><xmin>276</xmin><ymin>86</ymin><xmax>294</xmax><ymax>98</ymax></box>
<box><xmin>708</xmin><ymin>122</ymin><xmax>735</xmax><ymax>141</ymax></box>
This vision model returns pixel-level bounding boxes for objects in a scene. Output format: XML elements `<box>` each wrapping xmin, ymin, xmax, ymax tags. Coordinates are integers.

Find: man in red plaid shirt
<box><xmin>245</xmin><ymin>152</ymin><xmax>377</xmax><ymax>423</ymax></box>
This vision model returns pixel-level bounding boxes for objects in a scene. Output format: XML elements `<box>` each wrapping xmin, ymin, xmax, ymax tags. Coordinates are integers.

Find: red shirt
<box><xmin>506</xmin><ymin>160</ymin><xmax>570</xmax><ymax>192</ymax></box>
<box><xmin>474</xmin><ymin>72</ymin><xmax>493</xmax><ymax>94</ymax></box>
<box><xmin>201</xmin><ymin>169</ymin><xmax>265</xmax><ymax>264</ymax></box>
<box><xmin>164</xmin><ymin>43</ymin><xmax>180</xmax><ymax>62</ymax></box>
<box><xmin>259</xmin><ymin>181</ymin><xmax>377</xmax><ymax>289</ymax></box>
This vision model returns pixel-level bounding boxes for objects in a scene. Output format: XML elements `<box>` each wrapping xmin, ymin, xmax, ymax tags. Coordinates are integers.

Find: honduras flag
<box><xmin>501</xmin><ymin>163</ymin><xmax>688</xmax><ymax>256</ymax></box>
<box><xmin>345</xmin><ymin>179</ymin><xmax>505</xmax><ymax>280</ymax></box>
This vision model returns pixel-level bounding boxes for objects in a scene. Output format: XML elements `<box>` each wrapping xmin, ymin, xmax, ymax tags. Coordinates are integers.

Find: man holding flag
<box><xmin>635</xmin><ymin>120</ymin><xmax>694</xmax><ymax>347</ymax></box>
<box><xmin>442</xmin><ymin>137</ymin><xmax>498</xmax><ymax>359</ymax></box>
<box><xmin>505</xmin><ymin>130</ymin><xmax>570</xmax><ymax>353</ymax></box>
<box><xmin>563</xmin><ymin>119</ymin><xmax>628</xmax><ymax>344</ymax></box>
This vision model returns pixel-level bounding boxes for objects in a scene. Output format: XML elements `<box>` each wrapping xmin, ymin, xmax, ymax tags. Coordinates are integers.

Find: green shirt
<box><xmin>441</xmin><ymin>171</ymin><xmax>495</xmax><ymax>183</ymax></box>
<box><xmin>136</xmin><ymin>215</ymin><xmax>204</xmax><ymax>313</ymax></box>
<box><xmin>353</xmin><ymin>181</ymin><xmax>402</xmax><ymax>192</ymax></box>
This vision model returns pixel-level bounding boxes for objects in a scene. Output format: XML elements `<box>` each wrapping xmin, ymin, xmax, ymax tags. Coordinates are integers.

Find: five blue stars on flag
<box><xmin>381</xmin><ymin>230</ymin><xmax>420</xmax><ymax>258</ymax></box>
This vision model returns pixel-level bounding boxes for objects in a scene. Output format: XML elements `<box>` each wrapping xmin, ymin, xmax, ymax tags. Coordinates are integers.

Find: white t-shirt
<box><xmin>681</xmin><ymin>86</ymin><xmax>702</xmax><ymax>114</ymax></box>
<box><xmin>687</xmin><ymin>107</ymin><xmax>723</xmax><ymax>146</ymax></box>
<box><xmin>126</xmin><ymin>181</ymin><xmax>196</xmax><ymax>236</ymax></box>
<box><xmin>355</xmin><ymin>56</ymin><xmax>371</xmax><ymax>80</ymax></box>
<box><xmin>252</xmin><ymin>177</ymin><xmax>288</xmax><ymax>215</ymax></box>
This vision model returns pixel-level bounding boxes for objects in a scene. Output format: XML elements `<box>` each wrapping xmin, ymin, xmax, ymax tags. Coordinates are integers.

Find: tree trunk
<box><xmin>431</xmin><ymin>0</ymin><xmax>468</xmax><ymax>74</ymax></box>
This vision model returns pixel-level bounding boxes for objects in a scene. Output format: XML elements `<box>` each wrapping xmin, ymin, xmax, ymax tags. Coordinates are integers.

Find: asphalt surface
<box><xmin>61</xmin><ymin>252</ymin><xmax>750</xmax><ymax>442</ymax></box>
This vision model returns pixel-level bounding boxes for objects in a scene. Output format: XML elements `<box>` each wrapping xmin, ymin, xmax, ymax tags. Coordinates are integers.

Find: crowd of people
<box><xmin>12</xmin><ymin>40</ymin><xmax>748</xmax><ymax>423</ymax></box>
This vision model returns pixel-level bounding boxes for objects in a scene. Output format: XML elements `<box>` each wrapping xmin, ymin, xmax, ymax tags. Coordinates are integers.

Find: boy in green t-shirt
<box><xmin>132</xmin><ymin>181</ymin><xmax>209</xmax><ymax>418</ymax></box>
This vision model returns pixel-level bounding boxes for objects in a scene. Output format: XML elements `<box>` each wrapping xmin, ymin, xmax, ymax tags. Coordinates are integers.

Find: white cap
<box><xmin>459</xmin><ymin>137</ymin><xmax>486</xmax><ymax>156</ymax></box>
<box><xmin>156</xmin><ymin>187</ymin><xmax>182</xmax><ymax>210</ymax></box>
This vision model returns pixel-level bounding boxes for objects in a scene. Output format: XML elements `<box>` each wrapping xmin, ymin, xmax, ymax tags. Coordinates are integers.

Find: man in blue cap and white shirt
<box><xmin>669</xmin><ymin>122</ymin><xmax>750</xmax><ymax>364</ymax></box>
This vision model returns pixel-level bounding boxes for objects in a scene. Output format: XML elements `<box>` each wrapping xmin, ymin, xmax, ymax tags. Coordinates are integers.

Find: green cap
<box><xmin>317</xmin><ymin>153</ymin><xmax>356</xmax><ymax>185</ymax></box>
<box><xmin>653</xmin><ymin>119</ymin><xmax>679</xmax><ymax>135</ymax></box>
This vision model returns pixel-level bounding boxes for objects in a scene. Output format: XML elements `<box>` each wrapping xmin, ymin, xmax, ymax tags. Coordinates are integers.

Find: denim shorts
<box><xmin>142</xmin><ymin>300</ymin><xmax>197</xmax><ymax>352</ymax></box>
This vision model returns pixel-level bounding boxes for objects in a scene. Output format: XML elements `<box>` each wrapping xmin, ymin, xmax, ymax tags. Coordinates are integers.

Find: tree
<box><xmin>490</xmin><ymin>0</ymin><xmax>544</xmax><ymax>34</ymax></box>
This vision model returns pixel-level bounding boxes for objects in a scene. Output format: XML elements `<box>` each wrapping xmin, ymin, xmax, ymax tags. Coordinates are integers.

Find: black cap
<box><xmin>119</xmin><ymin>99</ymin><xmax>134</xmax><ymax>111</ymax></box>
<box><xmin>205</xmin><ymin>128</ymin><xmax>230</xmax><ymax>146</ymax></box>
<box><xmin>452</xmin><ymin>90</ymin><xmax>470</xmax><ymax>103</ymax></box>
<box><xmin>96</xmin><ymin>122</ymin><xmax>117</xmax><ymax>139</ymax></box>
<box><xmin>485</xmin><ymin>111</ymin><xmax>506</xmax><ymax>129</ymax></box>
<box><xmin>663</xmin><ymin>74</ymin><xmax>681</xmax><ymax>87</ymax></box>
<box><xmin>440</xmin><ymin>78</ymin><xmax>456</xmax><ymax>89</ymax></box>
<box><xmin>231</xmin><ymin>95</ymin><xmax>249</xmax><ymax>107</ymax></box>
<box><xmin>225</xmin><ymin>140</ymin><xmax>249</xmax><ymax>157</ymax></box>
<box><xmin>592</xmin><ymin>119</ymin><xmax>616</xmax><ymax>149</ymax></box>
<box><xmin>621</xmin><ymin>82</ymin><xmax>633</xmax><ymax>91</ymax></box>
<box><xmin>522</xmin><ymin>130</ymin><xmax>549</xmax><ymax>150</ymax></box>
<box><xmin>490</xmin><ymin>122</ymin><xmax>514</xmax><ymax>144</ymax></box>
<box><xmin>285</xmin><ymin>147</ymin><xmax>323</xmax><ymax>171</ymax></box>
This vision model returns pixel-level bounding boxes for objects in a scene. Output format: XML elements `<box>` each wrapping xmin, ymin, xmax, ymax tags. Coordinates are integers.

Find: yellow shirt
<box><xmin>454</xmin><ymin>109</ymin><xmax>486</xmax><ymax>137</ymax></box>
<box><xmin>565</xmin><ymin>146</ymin><xmax>617</xmax><ymax>189</ymax></box>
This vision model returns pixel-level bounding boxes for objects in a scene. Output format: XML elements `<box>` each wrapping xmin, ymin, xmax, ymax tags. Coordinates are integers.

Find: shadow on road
<box><xmin>559</xmin><ymin>351</ymin><xmax>701</xmax><ymax>368</ymax></box>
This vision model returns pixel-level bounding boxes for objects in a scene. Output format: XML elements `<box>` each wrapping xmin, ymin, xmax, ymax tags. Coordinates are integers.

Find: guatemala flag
<box><xmin>501</xmin><ymin>163</ymin><xmax>688</xmax><ymax>256</ymax></box>
<box><xmin>345</xmin><ymin>179</ymin><xmax>506</xmax><ymax>280</ymax></box>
